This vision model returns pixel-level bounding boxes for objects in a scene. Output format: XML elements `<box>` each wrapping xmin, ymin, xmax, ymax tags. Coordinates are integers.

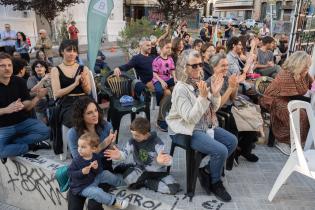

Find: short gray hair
<box><xmin>176</xmin><ymin>50</ymin><xmax>203</xmax><ymax>82</ymax></box>
<box><xmin>139</xmin><ymin>37</ymin><xmax>151</xmax><ymax>46</ymax></box>
<box><xmin>210</xmin><ymin>53</ymin><xmax>227</xmax><ymax>68</ymax></box>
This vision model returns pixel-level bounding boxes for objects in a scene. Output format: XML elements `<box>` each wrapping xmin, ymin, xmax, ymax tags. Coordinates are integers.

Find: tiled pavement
<box><xmin>2</xmin><ymin>110</ymin><xmax>313</xmax><ymax>210</ymax></box>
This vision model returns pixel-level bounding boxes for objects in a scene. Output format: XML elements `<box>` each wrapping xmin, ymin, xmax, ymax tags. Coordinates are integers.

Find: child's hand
<box><xmin>82</xmin><ymin>165</ymin><xmax>91</xmax><ymax>175</ymax></box>
<box><xmin>161</xmin><ymin>80</ymin><xmax>168</xmax><ymax>89</ymax></box>
<box><xmin>104</xmin><ymin>145</ymin><xmax>121</xmax><ymax>160</ymax></box>
<box><xmin>157</xmin><ymin>151</ymin><xmax>172</xmax><ymax>166</ymax></box>
<box><xmin>105</xmin><ymin>130</ymin><xmax>117</xmax><ymax>146</ymax></box>
<box><xmin>90</xmin><ymin>160</ymin><xmax>98</xmax><ymax>170</ymax></box>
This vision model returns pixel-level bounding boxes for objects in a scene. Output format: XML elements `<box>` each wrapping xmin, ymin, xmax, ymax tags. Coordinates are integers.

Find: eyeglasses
<box><xmin>187</xmin><ymin>63</ymin><xmax>203</xmax><ymax>69</ymax></box>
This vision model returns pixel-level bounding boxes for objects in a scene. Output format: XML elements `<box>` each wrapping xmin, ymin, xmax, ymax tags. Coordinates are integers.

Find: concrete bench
<box><xmin>0</xmin><ymin>153</ymin><xmax>181</xmax><ymax>210</ymax></box>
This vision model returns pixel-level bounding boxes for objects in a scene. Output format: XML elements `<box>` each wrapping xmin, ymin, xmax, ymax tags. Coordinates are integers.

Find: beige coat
<box><xmin>166</xmin><ymin>81</ymin><xmax>221</xmax><ymax>135</ymax></box>
<box><xmin>35</xmin><ymin>37</ymin><xmax>53</xmax><ymax>58</ymax></box>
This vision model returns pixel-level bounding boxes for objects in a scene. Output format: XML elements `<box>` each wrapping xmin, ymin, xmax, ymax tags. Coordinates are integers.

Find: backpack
<box><xmin>55</xmin><ymin>165</ymin><xmax>70</xmax><ymax>192</ymax></box>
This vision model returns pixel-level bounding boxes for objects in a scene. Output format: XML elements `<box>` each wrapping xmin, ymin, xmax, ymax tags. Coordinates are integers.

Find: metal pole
<box><xmin>270</xmin><ymin>4</ymin><xmax>273</xmax><ymax>36</ymax></box>
<box><xmin>287</xmin><ymin>0</ymin><xmax>302</xmax><ymax>58</ymax></box>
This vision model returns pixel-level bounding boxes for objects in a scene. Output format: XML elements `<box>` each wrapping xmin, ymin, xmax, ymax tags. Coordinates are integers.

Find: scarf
<box><xmin>186</xmin><ymin>78</ymin><xmax>218</xmax><ymax>128</ymax></box>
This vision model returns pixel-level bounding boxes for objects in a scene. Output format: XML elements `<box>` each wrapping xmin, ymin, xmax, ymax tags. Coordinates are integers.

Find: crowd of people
<box><xmin>0</xmin><ymin>19</ymin><xmax>314</xmax><ymax>210</ymax></box>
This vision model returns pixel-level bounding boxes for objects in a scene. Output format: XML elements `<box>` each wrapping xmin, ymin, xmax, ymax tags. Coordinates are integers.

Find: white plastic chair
<box><xmin>268</xmin><ymin>100</ymin><xmax>315</xmax><ymax>201</ymax></box>
<box><xmin>59</xmin><ymin>70</ymin><xmax>98</xmax><ymax>161</ymax></box>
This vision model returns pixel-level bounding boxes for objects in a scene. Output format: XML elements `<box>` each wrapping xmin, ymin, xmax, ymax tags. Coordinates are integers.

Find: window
<box><xmin>276</xmin><ymin>1</ymin><xmax>282</xmax><ymax>20</ymax></box>
<box><xmin>261</xmin><ymin>2</ymin><xmax>267</xmax><ymax>21</ymax></box>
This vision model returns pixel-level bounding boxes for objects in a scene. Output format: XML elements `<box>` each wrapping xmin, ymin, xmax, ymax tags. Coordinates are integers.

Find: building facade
<box><xmin>123</xmin><ymin>0</ymin><xmax>161</xmax><ymax>22</ymax></box>
<box><xmin>0</xmin><ymin>5</ymin><xmax>38</xmax><ymax>46</ymax></box>
<box><xmin>214</xmin><ymin>0</ymin><xmax>255</xmax><ymax>20</ymax></box>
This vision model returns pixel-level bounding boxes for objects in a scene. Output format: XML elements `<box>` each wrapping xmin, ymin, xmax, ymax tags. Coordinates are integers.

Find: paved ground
<box><xmin>2</xmin><ymin>46</ymin><xmax>315</xmax><ymax>210</ymax></box>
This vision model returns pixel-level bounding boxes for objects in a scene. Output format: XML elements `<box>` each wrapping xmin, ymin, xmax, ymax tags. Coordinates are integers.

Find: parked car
<box><xmin>244</xmin><ymin>19</ymin><xmax>263</xmax><ymax>29</ymax></box>
<box><xmin>219</xmin><ymin>17</ymin><xmax>240</xmax><ymax>27</ymax></box>
<box><xmin>202</xmin><ymin>16</ymin><xmax>219</xmax><ymax>25</ymax></box>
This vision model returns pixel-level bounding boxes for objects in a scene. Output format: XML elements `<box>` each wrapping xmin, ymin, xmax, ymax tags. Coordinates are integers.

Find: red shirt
<box><xmin>68</xmin><ymin>25</ymin><xmax>79</xmax><ymax>40</ymax></box>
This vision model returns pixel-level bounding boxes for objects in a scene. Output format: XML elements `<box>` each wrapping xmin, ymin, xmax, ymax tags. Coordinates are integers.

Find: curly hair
<box><xmin>31</xmin><ymin>60</ymin><xmax>49</xmax><ymax>76</ymax></box>
<box><xmin>72</xmin><ymin>96</ymin><xmax>105</xmax><ymax>137</ymax></box>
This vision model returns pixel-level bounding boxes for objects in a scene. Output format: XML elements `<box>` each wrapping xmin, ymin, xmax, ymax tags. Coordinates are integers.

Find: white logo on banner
<box><xmin>93</xmin><ymin>0</ymin><xmax>108</xmax><ymax>17</ymax></box>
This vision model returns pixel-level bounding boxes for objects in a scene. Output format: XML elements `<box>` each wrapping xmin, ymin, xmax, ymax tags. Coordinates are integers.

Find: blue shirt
<box><xmin>15</xmin><ymin>41</ymin><xmax>29</xmax><ymax>54</ymax></box>
<box><xmin>119</xmin><ymin>53</ymin><xmax>154</xmax><ymax>84</ymax></box>
<box><xmin>67</xmin><ymin>122</ymin><xmax>112</xmax><ymax>159</ymax></box>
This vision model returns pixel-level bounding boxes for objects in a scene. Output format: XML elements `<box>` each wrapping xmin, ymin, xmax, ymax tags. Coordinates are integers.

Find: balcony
<box><xmin>215</xmin><ymin>0</ymin><xmax>254</xmax><ymax>8</ymax></box>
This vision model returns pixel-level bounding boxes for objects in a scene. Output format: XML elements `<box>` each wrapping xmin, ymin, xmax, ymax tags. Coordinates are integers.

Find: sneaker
<box><xmin>157</xmin><ymin>120</ymin><xmax>168</xmax><ymax>132</ymax></box>
<box><xmin>275</xmin><ymin>142</ymin><xmax>291</xmax><ymax>156</ymax></box>
<box><xmin>29</xmin><ymin>141</ymin><xmax>51</xmax><ymax>151</ymax></box>
<box><xmin>1</xmin><ymin>158</ymin><xmax>7</xmax><ymax>164</ymax></box>
<box><xmin>112</xmin><ymin>198</ymin><xmax>129</xmax><ymax>209</ymax></box>
<box><xmin>198</xmin><ymin>167</ymin><xmax>211</xmax><ymax>195</ymax></box>
<box><xmin>211</xmin><ymin>181</ymin><xmax>232</xmax><ymax>202</ymax></box>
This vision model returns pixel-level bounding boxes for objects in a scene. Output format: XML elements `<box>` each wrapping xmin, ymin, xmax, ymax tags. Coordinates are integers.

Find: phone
<box><xmin>22</xmin><ymin>153</ymin><xmax>40</xmax><ymax>159</ymax></box>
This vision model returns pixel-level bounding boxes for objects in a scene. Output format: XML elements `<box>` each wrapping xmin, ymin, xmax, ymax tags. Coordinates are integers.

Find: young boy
<box><xmin>152</xmin><ymin>38</ymin><xmax>177</xmax><ymax>131</ymax></box>
<box><xmin>104</xmin><ymin>117</ymin><xmax>180</xmax><ymax>194</ymax></box>
<box><xmin>68</xmin><ymin>132</ymin><xmax>129</xmax><ymax>209</ymax></box>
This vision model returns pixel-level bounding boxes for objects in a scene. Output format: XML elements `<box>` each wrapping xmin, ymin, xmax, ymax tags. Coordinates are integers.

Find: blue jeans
<box><xmin>191</xmin><ymin>128</ymin><xmax>237</xmax><ymax>184</ymax></box>
<box><xmin>0</xmin><ymin>118</ymin><xmax>50</xmax><ymax>158</ymax></box>
<box><xmin>154</xmin><ymin>78</ymin><xmax>175</xmax><ymax>105</ymax></box>
<box><xmin>80</xmin><ymin>170</ymin><xmax>126</xmax><ymax>205</ymax></box>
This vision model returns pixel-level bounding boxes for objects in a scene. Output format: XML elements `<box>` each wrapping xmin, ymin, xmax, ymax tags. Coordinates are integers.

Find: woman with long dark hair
<box><xmin>15</xmin><ymin>32</ymin><xmax>30</xmax><ymax>63</ymax></box>
<box><xmin>171</xmin><ymin>37</ymin><xmax>184</xmax><ymax>65</ymax></box>
<box><xmin>51</xmin><ymin>39</ymin><xmax>91</xmax><ymax>128</ymax></box>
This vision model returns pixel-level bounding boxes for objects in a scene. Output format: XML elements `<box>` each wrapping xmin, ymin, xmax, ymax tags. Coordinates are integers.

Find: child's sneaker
<box><xmin>112</xmin><ymin>198</ymin><xmax>129</xmax><ymax>209</ymax></box>
<box><xmin>157</xmin><ymin>120</ymin><xmax>168</xmax><ymax>132</ymax></box>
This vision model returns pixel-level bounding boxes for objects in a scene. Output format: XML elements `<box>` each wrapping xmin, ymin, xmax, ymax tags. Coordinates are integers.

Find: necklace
<box><xmin>62</xmin><ymin>62</ymin><xmax>76</xmax><ymax>66</ymax></box>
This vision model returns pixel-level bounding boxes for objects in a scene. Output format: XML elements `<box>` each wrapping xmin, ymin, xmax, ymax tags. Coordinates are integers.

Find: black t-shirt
<box><xmin>0</xmin><ymin>76</ymin><xmax>31</xmax><ymax>127</ymax></box>
<box><xmin>225</xmin><ymin>26</ymin><xmax>232</xmax><ymax>38</ymax></box>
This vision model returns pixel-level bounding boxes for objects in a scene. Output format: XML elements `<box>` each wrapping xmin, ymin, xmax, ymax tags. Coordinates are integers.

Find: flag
<box><xmin>87</xmin><ymin>0</ymin><xmax>114</xmax><ymax>72</ymax></box>
<box><xmin>212</xmin><ymin>24</ymin><xmax>218</xmax><ymax>47</ymax></box>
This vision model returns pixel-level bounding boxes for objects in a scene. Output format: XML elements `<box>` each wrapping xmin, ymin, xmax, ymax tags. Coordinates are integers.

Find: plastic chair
<box><xmin>268</xmin><ymin>100</ymin><xmax>315</xmax><ymax>201</ymax></box>
<box><xmin>103</xmin><ymin>73</ymin><xmax>150</xmax><ymax>142</ymax></box>
<box><xmin>167</xmin><ymin>134</ymin><xmax>206</xmax><ymax>202</ymax></box>
<box><xmin>59</xmin><ymin>71</ymin><xmax>98</xmax><ymax>161</ymax></box>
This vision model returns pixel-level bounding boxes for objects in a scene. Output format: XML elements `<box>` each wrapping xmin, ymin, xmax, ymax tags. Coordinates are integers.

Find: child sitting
<box><xmin>104</xmin><ymin>117</ymin><xmax>180</xmax><ymax>194</ymax></box>
<box><xmin>152</xmin><ymin>38</ymin><xmax>177</xmax><ymax>131</ymax></box>
<box><xmin>68</xmin><ymin>132</ymin><xmax>129</xmax><ymax>209</ymax></box>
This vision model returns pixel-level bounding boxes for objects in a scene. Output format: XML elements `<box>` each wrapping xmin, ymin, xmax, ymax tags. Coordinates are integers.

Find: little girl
<box><xmin>152</xmin><ymin>39</ymin><xmax>177</xmax><ymax>131</ymax></box>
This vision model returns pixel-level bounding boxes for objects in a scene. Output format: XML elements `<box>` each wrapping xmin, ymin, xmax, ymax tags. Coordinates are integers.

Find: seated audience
<box><xmin>68</xmin><ymin>132</ymin><xmax>129</xmax><ymax>209</ymax></box>
<box><xmin>192</xmin><ymin>39</ymin><xmax>203</xmax><ymax>52</ymax></box>
<box><xmin>200</xmin><ymin>43</ymin><xmax>216</xmax><ymax>80</ymax></box>
<box><xmin>51</xmin><ymin>39</ymin><xmax>91</xmax><ymax>128</ymax></box>
<box><xmin>113</xmin><ymin>37</ymin><xmax>155</xmax><ymax>98</ymax></box>
<box><xmin>105</xmin><ymin>117</ymin><xmax>180</xmax><ymax>194</ymax></box>
<box><xmin>254</xmin><ymin>36</ymin><xmax>280</xmax><ymax>78</ymax></box>
<box><xmin>27</xmin><ymin>60</ymin><xmax>53</xmax><ymax>124</ymax></box>
<box><xmin>12</xmin><ymin>57</ymin><xmax>28</xmax><ymax>80</ymax></box>
<box><xmin>0</xmin><ymin>53</ymin><xmax>50</xmax><ymax>164</ymax></box>
<box><xmin>261</xmin><ymin>51</ymin><xmax>314</xmax><ymax>156</ymax></box>
<box><xmin>166</xmin><ymin>50</ymin><xmax>237</xmax><ymax>202</ymax></box>
<box><xmin>171</xmin><ymin>37</ymin><xmax>184</xmax><ymax>65</ymax></box>
<box><xmin>152</xmin><ymin>39</ymin><xmax>176</xmax><ymax>131</ymax></box>
<box><xmin>15</xmin><ymin>32</ymin><xmax>30</xmax><ymax>63</ymax></box>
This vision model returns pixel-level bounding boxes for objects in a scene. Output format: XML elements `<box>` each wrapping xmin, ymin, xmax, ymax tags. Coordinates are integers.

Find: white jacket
<box><xmin>166</xmin><ymin>81</ymin><xmax>221</xmax><ymax>135</ymax></box>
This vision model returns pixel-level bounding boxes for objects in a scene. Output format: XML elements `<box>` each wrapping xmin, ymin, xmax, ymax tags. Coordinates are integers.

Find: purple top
<box><xmin>152</xmin><ymin>56</ymin><xmax>175</xmax><ymax>84</ymax></box>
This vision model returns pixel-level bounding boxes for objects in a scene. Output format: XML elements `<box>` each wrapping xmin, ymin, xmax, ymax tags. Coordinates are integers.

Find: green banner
<box><xmin>87</xmin><ymin>0</ymin><xmax>114</xmax><ymax>72</ymax></box>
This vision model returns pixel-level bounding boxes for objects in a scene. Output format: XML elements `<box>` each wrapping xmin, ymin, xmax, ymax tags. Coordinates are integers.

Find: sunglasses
<box><xmin>187</xmin><ymin>63</ymin><xmax>204</xmax><ymax>69</ymax></box>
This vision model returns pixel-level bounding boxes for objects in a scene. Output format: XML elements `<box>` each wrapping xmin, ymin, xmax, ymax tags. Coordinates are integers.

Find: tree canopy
<box><xmin>0</xmin><ymin>0</ymin><xmax>83</xmax><ymax>24</ymax></box>
<box><xmin>156</xmin><ymin>0</ymin><xmax>206</xmax><ymax>23</ymax></box>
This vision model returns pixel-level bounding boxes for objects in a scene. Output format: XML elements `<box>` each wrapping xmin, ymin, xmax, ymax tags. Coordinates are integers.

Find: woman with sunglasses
<box><xmin>51</xmin><ymin>39</ymin><xmax>91</xmax><ymax>129</ymax></box>
<box><xmin>27</xmin><ymin>60</ymin><xmax>53</xmax><ymax>124</ymax></box>
<box><xmin>15</xmin><ymin>32</ymin><xmax>30</xmax><ymax>63</ymax></box>
<box><xmin>166</xmin><ymin>50</ymin><xmax>237</xmax><ymax>202</ymax></box>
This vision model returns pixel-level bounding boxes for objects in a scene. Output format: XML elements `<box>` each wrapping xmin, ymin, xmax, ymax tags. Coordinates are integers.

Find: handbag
<box><xmin>231</xmin><ymin>96</ymin><xmax>264</xmax><ymax>132</ymax></box>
